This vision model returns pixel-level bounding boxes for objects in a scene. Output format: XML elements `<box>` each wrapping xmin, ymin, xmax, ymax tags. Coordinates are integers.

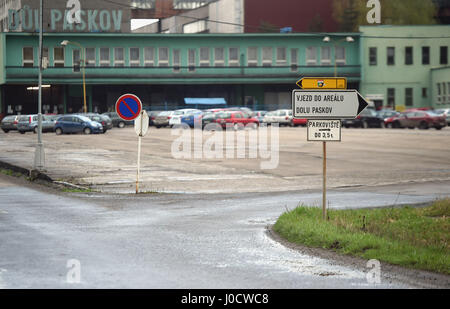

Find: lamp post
<box><xmin>33</xmin><ymin>0</ymin><xmax>44</xmax><ymax>171</ymax></box>
<box><xmin>323</xmin><ymin>36</ymin><xmax>354</xmax><ymax>77</ymax></box>
<box><xmin>61</xmin><ymin>40</ymin><xmax>87</xmax><ymax>113</ymax></box>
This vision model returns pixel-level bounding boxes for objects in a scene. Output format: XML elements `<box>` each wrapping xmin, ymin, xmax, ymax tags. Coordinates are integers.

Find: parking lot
<box><xmin>1</xmin><ymin>126</ymin><xmax>450</xmax><ymax>194</ymax></box>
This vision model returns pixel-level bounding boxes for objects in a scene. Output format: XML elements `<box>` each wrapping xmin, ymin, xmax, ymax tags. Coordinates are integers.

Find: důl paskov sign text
<box><xmin>8</xmin><ymin>7</ymin><xmax>123</xmax><ymax>32</ymax></box>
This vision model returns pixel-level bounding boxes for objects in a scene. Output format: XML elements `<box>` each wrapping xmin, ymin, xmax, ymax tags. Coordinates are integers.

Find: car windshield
<box><xmin>78</xmin><ymin>115</ymin><xmax>91</xmax><ymax>122</ymax></box>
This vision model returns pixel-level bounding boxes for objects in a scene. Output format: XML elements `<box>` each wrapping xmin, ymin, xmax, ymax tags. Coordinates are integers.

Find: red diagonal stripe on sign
<box><xmin>121</xmin><ymin>100</ymin><xmax>136</xmax><ymax>116</ymax></box>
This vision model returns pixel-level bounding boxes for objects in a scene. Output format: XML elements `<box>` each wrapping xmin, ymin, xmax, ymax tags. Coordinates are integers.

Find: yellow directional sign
<box><xmin>296</xmin><ymin>77</ymin><xmax>347</xmax><ymax>89</ymax></box>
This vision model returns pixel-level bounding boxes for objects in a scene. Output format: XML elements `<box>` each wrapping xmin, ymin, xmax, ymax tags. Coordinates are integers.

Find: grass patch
<box><xmin>61</xmin><ymin>187</ymin><xmax>93</xmax><ymax>193</ymax></box>
<box><xmin>0</xmin><ymin>168</ymin><xmax>23</xmax><ymax>177</ymax></box>
<box><xmin>273</xmin><ymin>199</ymin><xmax>450</xmax><ymax>275</ymax></box>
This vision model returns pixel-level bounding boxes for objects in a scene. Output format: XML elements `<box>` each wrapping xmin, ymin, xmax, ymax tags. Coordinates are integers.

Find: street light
<box><xmin>323</xmin><ymin>36</ymin><xmax>355</xmax><ymax>77</ymax></box>
<box><xmin>61</xmin><ymin>40</ymin><xmax>87</xmax><ymax>113</ymax></box>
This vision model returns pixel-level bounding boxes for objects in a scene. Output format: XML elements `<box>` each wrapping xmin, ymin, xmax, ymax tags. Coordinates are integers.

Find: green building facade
<box><xmin>0</xmin><ymin>32</ymin><xmax>360</xmax><ymax>115</ymax></box>
<box><xmin>360</xmin><ymin>25</ymin><xmax>450</xmax><ymax>111</ymax></box>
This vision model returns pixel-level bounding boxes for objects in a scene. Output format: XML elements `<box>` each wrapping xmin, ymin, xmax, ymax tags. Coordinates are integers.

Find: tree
<box><xmin>332</xmin><ymin>0</ymin><xmax>437</xmax><ymax>32</ymax></box>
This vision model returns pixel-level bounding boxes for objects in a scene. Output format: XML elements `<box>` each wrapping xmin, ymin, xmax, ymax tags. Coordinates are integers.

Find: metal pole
<box><xmin>82</xmin><ymin>47</ymin><xmax>87</xmax><ymax>113</ymax></box>
<box><xmin>34</xmin><ymin>0</ymin><xmax>44</xmax><ymax>171</ymax></box>
<box><xmin>136</xmin><ymin>111</ymin><xmax>143</xmax><ymax>193</ymax></box>
<box><xmin>323</xmin><ymin>141</ymin><xmax>327</xmax><ymax>220</ymax></box>
<box><xmin>136</xmin><ymin>136</ymin><xmax>141</xmax><ymax>194</ymax></box>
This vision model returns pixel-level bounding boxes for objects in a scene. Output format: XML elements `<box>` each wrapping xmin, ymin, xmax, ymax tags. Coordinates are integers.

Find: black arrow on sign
<box><xmin>357</xmin><ymin>92</ymin><xmax>369</xmax><ymax>116</ymax></box>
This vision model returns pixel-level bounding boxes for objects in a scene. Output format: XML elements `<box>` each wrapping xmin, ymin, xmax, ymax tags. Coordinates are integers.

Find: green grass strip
<box><xmin>273</xmin><ymin>199</ymin><xmax>450</xmax><ymax>274</ymax></box>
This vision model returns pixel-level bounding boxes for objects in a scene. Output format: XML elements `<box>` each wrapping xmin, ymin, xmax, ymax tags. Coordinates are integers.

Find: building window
<box><xmin>85</xmin><ymin>48</ymin><xmax>95</xmax><ymax>67</ymax></box>
<box><xmin>443</xmin><ymin>82</ymin><xmax>447</xmax><ymax>103</ymax></box>
<box><xmin>440</xmin><ymin>46</ymin><xmax>448</xmax><ymax>65</ymax></box>
<box><xmin>369</xmin><ymin>47</ymin><xmax>377</xmax><ymax>65</ymax></box>
<box><xmin>100</xmin><ymin>48</ymin><xmax>110</xmax><ymax>67</ymax></box>
<box><xmin>387</xmin><ymin>47</ymin><xmax>395</xmax><ymax>65</ymax></box>
<box><xmin>72</xmin><ymin>49</ymin><xmax>80</xmax><ymax>72</ymax></box>
<box><xmin>290</xmin><ymin>48</ymin><xmax>298</xmax><ymax>72</ymax></box>
<box><xmin>214</xmin><ymin>47</ymin><xmax>224</xmax><ymax>67</ymax></box>
<box><xmin>114</xmin><ymin>47</ymin><xmax>124</xmax><ymax>67</ymax></box>
<box><xmin>276</xmin><ymin>47</ymin><xmax>287</xmax><ymax>66</ymax></box>
<box><xmin>422</xmin><ymin>46</ymin><xmax>430</xmax><ymax>65</ymax></box>
<box><xmin>229</xmin><ymin>47</ymin><xmax>239</xmax><ymax>66</ymax></box>
<box><xmin>306</xmin><ymin>47</ymin><xmax>317</xmax><ymax>65</ymax></box>
<box><xmin>188</xmin><ymin>48</ymin><xmax>196</xmax><ymax>72</ymax></box>
<box><xmin>173</xmin><ymin>49</ymin><xmax>180</xmax><ymax>72</ymax></box>
<box><xmin>321</xmin><ymin>46</ymin><xmax>331</xmax><ymax>65</ymax></box>
<box><xmin>130</xmin><ymin>47</ymin><xmax>140</xmax><ymax>67</ymax></box>
<box><xmin>24</xmin><ymin>47</ymin><xmax>34</xmax><ymax>67</ymax></box>
<box><xmin>422</xmin><ymin>88</ymin><xmax>428</xmax><ymax>98</ymax></box>
<box><xmin>157</xmin><ymin>47</ymin><xmax>168</xmax><ymax>67</ymax></box>
<box><xmin>247</xmin><ymin>47</ymin><xmax>257</xmax><ymax>67</ymax></box>
<box><xmin>387</xmin><ymin>88</ymin><xmax>395</xmax><ymax>108</ymax></box>
<box><xmin>335</xmin><ymin>46</ymin><xmax>345</xmax><ymax>65</ymax></box>
<box><xmin>437</xmin><ymin>83</ymin><xmax>441</xmax><ymax>103</ymax></box>
<box><xmin>405</xmin><ymin>88</ymin><xmax>413</xmax><ymax>106</ymax></box>
<box><xmin>144</xmin><ymin>47</ymin><xmax>154</xmax><ymax>66</ymax></box>
<box><xmin>262</xmin><ymin>47</ymin><xmax>272</xmax><ymax>67</ymax></box>
<box><xmin>199</xmin><ymin>47</ymin><xmax>210</xmax><ymax>67</ymax></box>
<box><xmin>54</xmin><ymin>47</ymin><xmax>65</xmax><ymax>67</ymax></box>
<box><xmin>405</xmin><ymin>47</ymin><xmax>413</xmax><ymax>65</ymax></box>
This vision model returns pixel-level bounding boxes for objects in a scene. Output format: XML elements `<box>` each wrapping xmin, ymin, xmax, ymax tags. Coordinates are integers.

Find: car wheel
<box><xmin>386</xmin><ymin>123</ymin><xmax>393</xmax><ymax>129</ymax></box>
<box><xmin>435</xmin><ymin>126</ymin><xmax>442</xmax><ymax>130</ymax></box>
<box><xmin>380</xmin><ymin>122</ymin><xmax>386</xmax><ymax>129</ymax></box>
<box><xmin>55</xmin><ymin>128</ymin><xmax>63</xmax><ymax>135</ymax></box>
<box><xmin>362</xmin><ymin>121</ymin><xmax>369</xmax><ymax>129</ymax></box>
<box><xmin>19</xmin><ymin>131</ymin><xmax>25</xmax><ymax>134</ymax></box>
<box><xmin>118</xmin><ymin>121</ymin><xmax>125</xmax><ymax>128</ymax></box>
<box><xmin>393</xmin><ymin>121</ymin><xmax>401</xmax><ymax>129</ymax></box>
<box><xmin>102</xmin><ymin>129</ymin><xmax>107</xmax><ymax>134</ymax></box>
<box><xmin>156</xmin><ymin>125</ymin><xmax>161</xmax><ymax>129</ymax></box>
<box><xmin>2</xmin><ymin>129</ymin><xmax>9</xmax><ymax>133</ymax></box>
<box><xmin>34</xmin><ymin>127</ymin><xmax>38</xmax><ymax>134</ymax></box>
<box><xmin>84</xmin><ymin>127</ymin><xmax>92</xmax><ymax>135</ymax></box>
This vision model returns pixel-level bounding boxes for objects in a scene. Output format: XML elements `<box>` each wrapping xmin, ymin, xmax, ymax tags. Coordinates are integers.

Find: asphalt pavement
<box><xmin>1</xmin><ymin>173</ymin><xmax>448</xmax><ymax>289</ymax></box>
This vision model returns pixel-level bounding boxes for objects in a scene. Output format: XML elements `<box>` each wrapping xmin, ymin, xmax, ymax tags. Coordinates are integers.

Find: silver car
<box><xmin>17</xmin><ymin>114</ymin><xmax>55</xmax><ymax>134</ymax></box>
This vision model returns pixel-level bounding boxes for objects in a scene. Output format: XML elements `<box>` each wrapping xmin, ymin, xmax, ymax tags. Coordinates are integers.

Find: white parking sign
<box><xmin>307</xmin><ymin>120</ymin><xmax>341</xmax><ymax>142</ymax></box>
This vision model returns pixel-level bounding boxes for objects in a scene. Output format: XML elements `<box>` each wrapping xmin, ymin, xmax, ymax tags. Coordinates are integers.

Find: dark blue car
<box><xmin>180</xmin><ymin>110</ymin><xmax>203</xmax><ymax>128</ymax></box>
<box><xmin>54</xmin><ymin>115</ymin><xmax>103</xmax><ymax>135</ymax></box>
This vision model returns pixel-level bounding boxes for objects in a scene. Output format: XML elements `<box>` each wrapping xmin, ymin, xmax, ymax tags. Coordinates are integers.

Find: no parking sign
<box><xmin>115</xmin><ymin>94</ymin><xmax>142</xmax><ymax>121</ymax></box>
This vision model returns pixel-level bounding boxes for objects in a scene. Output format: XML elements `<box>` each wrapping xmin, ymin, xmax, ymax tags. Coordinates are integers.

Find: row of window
<box><xmin>21</xmin><ymin>45</ymin><xmax>347</xmax><ymax>70</ymax></box>
<box><xmin>369</xmin><ymin>46</ymin><xmax>448</xmax><ymax>66</ymax></box>
<box><xmin>386</xmin><ymin>88</ymin><xmax>417</xmax><ymax>107</ymax></box>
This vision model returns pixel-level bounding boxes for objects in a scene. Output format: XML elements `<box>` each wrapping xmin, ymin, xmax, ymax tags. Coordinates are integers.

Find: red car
<box><xmin>389</xmin><ymin>111</ymin><xmax>446</xmax><ymax>130</ymax></box>
<box><xmin>291</xmin><ymin>118</ymin><xmax>307</xmax><ymax>127</ymax></box>
<box><xmin>214</xmin><ymin>111</ymin><xmax>259</xmax><ymax>130</ymax></box>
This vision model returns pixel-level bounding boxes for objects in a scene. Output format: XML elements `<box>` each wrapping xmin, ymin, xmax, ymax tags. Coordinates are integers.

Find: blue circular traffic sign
<box><xmin>115</xmin><ymin>94</ymin><xmax>142</xmax><ymax>121</ymax></box>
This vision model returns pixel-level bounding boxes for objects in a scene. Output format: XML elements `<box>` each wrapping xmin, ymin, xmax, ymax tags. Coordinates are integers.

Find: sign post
<box><xmin>294</xmin><ymin>77</ymin><xmax>368</xmax><ymax>220</ymax></box>
<box><xmin>115</xmin><ymin>93</ymin><xmax>147</xmax><ymax>194</ymax></box>
<box><xmin>134</xmin><ymin>110</ymin><xmax>149</xmax><ymax>194</ymax></box>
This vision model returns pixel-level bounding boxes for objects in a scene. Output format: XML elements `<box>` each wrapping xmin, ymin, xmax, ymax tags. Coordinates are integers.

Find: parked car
<box><xmin>54</xmin><ymin>115</ymin><xmax>103</xmax><ymax>135</ymax></box>
<box><xmin>434</xmin><ymin>108</ymin><xmax>450</xmax><ymax>125</ymax></box>
<box><xmin>227</xmin><ymin>107</ymin><xmax>253</xmax><ymax>117</ymax></box>
<box><xmin>291</xmin><ymin>118</ymin><xmax>307</xmax><ymax>127</ymax></box>
<box><xmin>0</xmin><ymin>115</ymin><xmax>20</xmax><ymax>133</ymax></box>
<box><xmin>214</xmin><ymin>111</ymin><xmax>259</xmax><ymax>130</ymax></box>
<box><xmin>79</xmin><ymin>113</ymin><xmax>113</xmax><ymax>133</ymax></box>
<box><xmin>153</xmin><ymin>111</ymin><xmax>175</xmax><ymax>128</ymax></box>
<box><xmin>17</xmin><ymin>114</ymin><xmax>55</xmax><ymax>134</ymax></box>
<box><xmin>200</xmin><ymin>112</ymin><xmax>221</xmax><ymax>130</ymax></box>
<box><xmin>169</xmin><ymin>109</ymin><xmax>201</xmax><ymax>127</ymax></box>
<box><xmin>180</xmin><ymin>110</ymin><xmax>203</xmax><ymax>128</ymax></box>
<box><xmin>102</xmin><ymin>112</ymin><xmax>134</xmax><ymax>128</ymax></box>
<box><xmin>392</xmin><ymin>111</ymin><xmax>447</xmax><ymax>130</ymax></box>
<box><xmin>146</xmin><ymin>110</ymin><xmax>163</xmax><ymax>126</ymax></box>
<box><xmin>342</xmin><ymin>108</ymin><xmax>385</xmax><ymax>128</ymax></box>
<box><xmin>252</xmin><ymin>111</ymin><xmax>268</xmax><ymax>123</ymax></box>
<box><xmin>263</xmin><ymin>109</ymin><xmax>293</xmax><ymax>126</ymax></box>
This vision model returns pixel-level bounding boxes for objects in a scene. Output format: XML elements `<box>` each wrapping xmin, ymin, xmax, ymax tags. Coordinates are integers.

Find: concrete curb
<box><xmin>0</xmin><ymin>160</ymin><xmax>53</xmax><ymax>182</ymax></box>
